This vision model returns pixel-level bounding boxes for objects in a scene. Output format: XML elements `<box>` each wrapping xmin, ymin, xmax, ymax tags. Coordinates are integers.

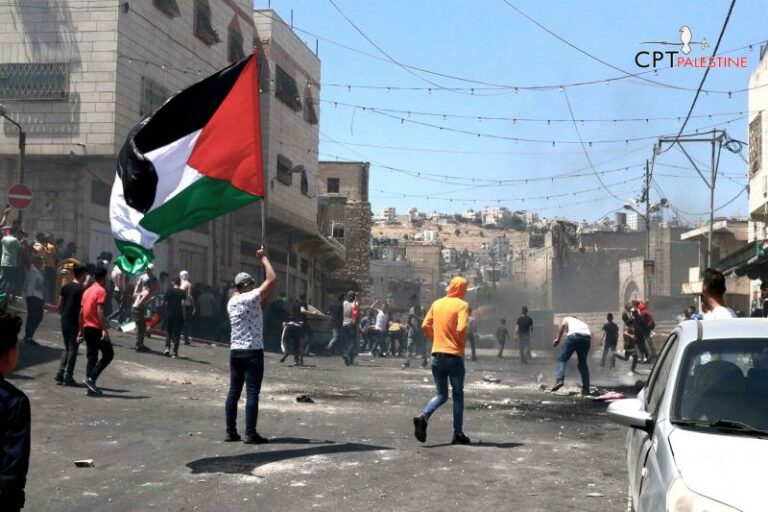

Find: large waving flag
<box><xmin>110</xmin><ymin>54</ymin><xmax>263</xmax><ymax>274</ymax></box>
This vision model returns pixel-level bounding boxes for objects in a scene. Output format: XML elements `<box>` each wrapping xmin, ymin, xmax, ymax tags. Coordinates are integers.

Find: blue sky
<box><xmin>255</xmin><ymin>0</ymin><xmax>768</xmax><ymax>223</ymax></box>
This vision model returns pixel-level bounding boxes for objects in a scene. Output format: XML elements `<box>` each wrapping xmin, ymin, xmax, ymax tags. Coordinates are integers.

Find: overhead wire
<box><xmin>667</xmin><ymin>0</ymin><xmax>738</xmax><ymax>148</ymax></box>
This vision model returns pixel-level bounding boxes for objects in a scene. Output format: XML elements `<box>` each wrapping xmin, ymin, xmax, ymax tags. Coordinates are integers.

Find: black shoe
<box><xmin>25</xmin><ymin>338</ymin><xmax>40</xmax><ymax>346</ymax></box>
<box><xmin>135</xmin><ymin>345</ymin><xmax>150</xmax><ymax>353</ymax></box>
<box><xmin>551</xmin><ymin>380</ymin><xmax>564</xmax><ymax>392</ymax></box>
<box><xmin>452</xmin><ymin>432</ymin><xmax>471</xmax><ymax>445</ymax></box>
<box><xmin>413</xmin><ymin>416</ymin><xmax>428</xmax><ymax>443</ymax></box>
<box><xmin>84</xmin><ymin>379</ymin><xmax>102</xmax><ymax>396</ymax></box>
<box><xmin>184</xmin><ymin>340</ymin><xmax>191</xmax><ymax>346</ymax></box>
<box><xmin>164</xmin><ymin>349</ymin><xmax>171</xmax><ymax>357</ymax></box>
<box><xmin>581</xmin><ymin>387</ymin><xmax>591</xmax><ymax>396</ymax></box>
<box><xmin>342</xmin><ymin>355</ymin><xmax>351</xmax><ymax>366</ymax></box>
<box><xmin>54</xmin><ymin>373</ymin><xmax>64</xmax><ymax>385</ymax></box>
<box><xmin>297</xmin><ymin>357</ymin><xmax>304</xmax><ymax>367</ymax></box>
<box><xmin>279</xmin><ymin>353</ymin><xmax>289</xmax><ymax>363</ymax></box>
<box><xmin>224</xmin><ymin>432</ymin><xmax>242</xmax><ymax>442</ymax></box>
<box><xmin>63</xmin><ymin>378</ymin><xmax>80</xmax><ymax>387</ymax></box>
<box><xmin>243</xmin><ymin>433</ymin><xmax>269</xmax><ymax>445</ymax></box>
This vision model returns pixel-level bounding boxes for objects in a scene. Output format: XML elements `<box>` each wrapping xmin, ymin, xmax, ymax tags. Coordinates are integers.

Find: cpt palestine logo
<box><xmin>635</xmin><ymin>25</ymin><xmax>747</xmax><ymax>69</ymax></box>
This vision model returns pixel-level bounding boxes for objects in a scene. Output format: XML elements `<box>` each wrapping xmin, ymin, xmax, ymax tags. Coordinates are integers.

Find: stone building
<box><xmin>0</xmin><ymin>0</ymin><xmax>255</xmax><ymax>286</ymax></box>
<box><xmin>317</xmin><ymin>160</ymin><xmax>372</xmax><ymax>301</ymax></box>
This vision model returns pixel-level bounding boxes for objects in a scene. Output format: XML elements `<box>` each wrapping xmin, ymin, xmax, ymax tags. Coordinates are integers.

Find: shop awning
<box><xmin>720</xmin><ymin>241</ymin><xmax>768</xmax><ymax>280</ymax></box>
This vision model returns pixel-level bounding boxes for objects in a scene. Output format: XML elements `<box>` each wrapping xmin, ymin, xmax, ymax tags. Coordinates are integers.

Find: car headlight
<box><xmin>667</xmin><ymin>478</ymin><xmax>740</xmax><ymax>512</ymax></box>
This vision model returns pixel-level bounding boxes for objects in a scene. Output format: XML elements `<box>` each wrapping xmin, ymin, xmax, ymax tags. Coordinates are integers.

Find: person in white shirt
<box><xmin>179</xmin><ymin>270</ymin><xmax>194</xmax><ymax>345</ymax></box>
<box><xmin>224</xmin><ymin>247</ymin><xmax>276</xmax><ymax>445</ymax></box>
<box><xmin>701</xmin><ymin>268</ymin><xmax>737</xmax><ymax>320</ymax></box>
<box><xmin>23</xmin><ymin>256</ymin><xmax>45</xmax><ymax>345</ymax></box>
<box><xmin>551</xmin><ymin>316</ymin><xmax>592</xmax><ymax>394</ymax></box>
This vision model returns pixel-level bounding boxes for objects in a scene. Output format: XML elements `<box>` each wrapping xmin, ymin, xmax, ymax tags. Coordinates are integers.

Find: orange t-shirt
<box><xmin>82</xmin><ymin>282</ymin><xmax>107</xmax><ymax>329</ymax></box>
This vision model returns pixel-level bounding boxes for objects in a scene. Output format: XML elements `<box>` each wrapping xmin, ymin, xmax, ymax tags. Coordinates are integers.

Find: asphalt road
<box><xmin>10</xmin><ymin>313</ymin><xmax>642</xmax><ymax>512</ymax></box>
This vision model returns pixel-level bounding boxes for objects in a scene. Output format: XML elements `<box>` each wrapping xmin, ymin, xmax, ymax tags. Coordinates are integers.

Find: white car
<box><xmin>608</xmin><ymin>319</ymin><xmax>768</xmax><ymax>512</ymax></box>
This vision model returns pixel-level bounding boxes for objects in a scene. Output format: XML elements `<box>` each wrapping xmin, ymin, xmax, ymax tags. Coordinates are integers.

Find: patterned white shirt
<box><xmin>227</xmin><ymin>289</ymin><xmax>264</xmax><ymax>350</ymax></box>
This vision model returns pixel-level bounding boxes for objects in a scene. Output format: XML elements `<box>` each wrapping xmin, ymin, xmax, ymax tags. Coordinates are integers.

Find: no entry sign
<box><xmin>8</xmin><ymin>184</ymin><xmax>32</xmax><ymax>210</ymax></box>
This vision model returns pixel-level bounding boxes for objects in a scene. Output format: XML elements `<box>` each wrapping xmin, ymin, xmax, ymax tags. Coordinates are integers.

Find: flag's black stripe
<box><xmin>116</xmin><ymin>56</ymin><xmax>251</xmax><ymax>214</ymax></box>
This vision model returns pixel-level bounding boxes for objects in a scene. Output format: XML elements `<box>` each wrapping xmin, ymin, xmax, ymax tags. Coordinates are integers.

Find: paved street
<box><xmin>12</xmin><ymin>313</ymin><xmax>640</xmax><ymax>512</ymax></box>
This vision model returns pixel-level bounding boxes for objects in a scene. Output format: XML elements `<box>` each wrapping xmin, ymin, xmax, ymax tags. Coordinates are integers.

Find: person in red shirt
<box><xmin>80</xmin><ymin>267</ymin><xmax>113</xmax><ymax>396</ymax></box>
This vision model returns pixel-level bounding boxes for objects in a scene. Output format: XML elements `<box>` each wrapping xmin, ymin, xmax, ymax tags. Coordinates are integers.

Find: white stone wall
<box><xmin>115</xmin><ymin>0</ymin><xmax>255</xmax><ymax>153</ymax></box>
<box><xmin>255</xmin><ymin>9</ymin><xmax>320</xmax><ymax>233</ymax></box>
<box><xmin>0</xmin><ymin>0</ymin><xmax>120</xmax><ymax>155</ymax></box>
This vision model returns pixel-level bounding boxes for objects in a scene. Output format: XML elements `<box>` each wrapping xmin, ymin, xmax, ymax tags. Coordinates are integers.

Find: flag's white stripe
<box><xmin>145</xmin><ymin>130</ymin><xmax>205</xmax><ymax>211</ymax></box>
<box><xmin>110</xmin><ymin>173</ymin><xmax>160</xmax><ymax>248</ymax></box>
<box><xmin>110</xmin><ymin>130</ymin><xmax>207</xmax><ymax>249</ymax></box>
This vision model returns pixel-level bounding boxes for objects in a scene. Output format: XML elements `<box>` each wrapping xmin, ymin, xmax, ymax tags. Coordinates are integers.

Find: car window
<box><xmin>646</xmin><ymin>334</ymin><xmax>679</xmax><ymax>414</ymax></box>
<box><xmin>674</xmin><ymin>338</ymin><xmax>768</xmax><ymax>430</ymax></box>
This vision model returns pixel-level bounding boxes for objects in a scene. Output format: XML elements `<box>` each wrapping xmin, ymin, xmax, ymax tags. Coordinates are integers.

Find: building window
<box><xmin>140</xmin><ymin>77</ymin><xmax>170</xmax><ymax>117</ymax></box>
<box><xmin>0</xmin><ymin>62</ymin><xmax>68</xmax><ymax>101</ymax></box>
<box><xmin>332</xmin><ymin>224</ymin><xmax>345</xmax><ymax>240</ymax></box>
<box><xmin>153</xmin><ymin>0</ymin><xmax>180</xmax><ymax>17</ymax></box>
<box><xmin>327</xmin><ymin>177</ymin><xmax>340</xmax><ymax>193</ymax></box>
<box><xmin>227</xmin><ymin>17</ymin><xmax>245</xmax><ymax>63</ymax></box>
<box><xmin>277</xmin><ymin>154</ymin><xmax>293</xmax><ymax>186</ymax></box>
<box><xmin>90</xmin><ymin>180</ymin><xmax>112</xmax><ymax>207</ymax></box>
<box><xmin>275</xmin><ymin>65</ymin><xmax>301</xmax><ymax>111</ymax></box>
<box><xmin>750</xmin><ymin>113</ymin><xmax>762</xmax><ymax>178</ymax></box>
<box><xmin>300</xmin><ymin>168</ymin><xmax>313</xmax><ymax>197</ymax></box>
<box><xmin>194</xmin><ymin>0</ymin><xmax>220</xmax><ymax>46</ymax></box>
<box><xmin>303</xmin><ymin>90</ymin><xmax>318</xmax><ymax>125</ymax></box>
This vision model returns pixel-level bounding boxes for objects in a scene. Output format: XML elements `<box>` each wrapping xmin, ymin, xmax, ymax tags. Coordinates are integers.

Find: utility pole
<box><xmin>656</xmin><ymin>129</ymin><xmax>737</xmax><ymax>272</ymax></box>
<box><xmin>0</xmin><ymin>105</ymin><xmax>25</xmax><ymax>226</ymax></box>
<box><xmin>490</xmin><ymin>248</ymin><xmax>497</xmax><ymax>290</ymax></box>
<box><xmin>644</xmin><ymin>159</ymin><xmax>652</xmax><ymax>302</ymax></box>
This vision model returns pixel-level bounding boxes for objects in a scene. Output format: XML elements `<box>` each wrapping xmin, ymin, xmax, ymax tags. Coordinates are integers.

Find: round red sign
<box><xmin>8</xmin><ymin>184</ymin><xmax>32</xmax><ymax>210</ymax></box>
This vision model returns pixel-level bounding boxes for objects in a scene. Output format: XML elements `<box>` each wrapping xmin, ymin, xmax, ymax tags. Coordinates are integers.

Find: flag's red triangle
<box><xmin>188</xmin><ymin>54</ymin><xmax>264</xmax><ymax>197</ymax></box>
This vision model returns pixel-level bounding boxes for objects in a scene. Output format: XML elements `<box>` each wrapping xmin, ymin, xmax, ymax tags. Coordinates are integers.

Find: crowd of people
<box><xmin>0</xmin><ymin>236</ymin><xmax>753</xmax><ymax>511</ymax></box>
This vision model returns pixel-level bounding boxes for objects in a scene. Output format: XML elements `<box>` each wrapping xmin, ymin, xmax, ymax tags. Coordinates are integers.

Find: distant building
<box><xmin>442</xmin><ymin>248</ymin><xmax>458</xmax><ymax>266</ymax></box>
<box><xmin>375</xmin><ymin>207</ymin><xmax>397</xmax><ymax>224</ymax></box>
<box><xmin>483</xmin><ymin>206</ymin><xmax>510</xmax><ymax>226</ymax></box>
<box><xmin>461</xmin><ymin>209</ymin><xmax>482</xmax><ymax>222</ymax></box>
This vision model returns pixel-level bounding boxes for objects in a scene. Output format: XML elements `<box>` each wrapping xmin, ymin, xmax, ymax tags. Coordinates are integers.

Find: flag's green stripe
<box><xmin>114</xmin><ymin>239</ymin><xmax>155</xmax><ymax>275</ymax></box>
<box><xmin>139</xmin><ymin>175</ymin><xmax>261</xmax><ymax>240</ymax></box>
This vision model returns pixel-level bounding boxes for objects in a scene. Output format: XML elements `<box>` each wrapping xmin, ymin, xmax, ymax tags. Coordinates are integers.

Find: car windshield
<box><xmin>672</xmin><ymin>339</ymin><xmax>768</xmax><ymax>431</ymax></box>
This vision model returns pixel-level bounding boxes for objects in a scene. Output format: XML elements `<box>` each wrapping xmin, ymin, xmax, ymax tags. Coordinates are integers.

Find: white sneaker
<box><xmin>628</xmin><ymin>371</ymin><xmax>636</xmax><ymax>377</ymax></box>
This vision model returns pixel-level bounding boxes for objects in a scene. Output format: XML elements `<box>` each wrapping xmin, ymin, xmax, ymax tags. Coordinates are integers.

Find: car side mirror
<box><xmin>607</xmin><ymin>398</ymin><xmax>653</xmax><ymax>431</ymax></box>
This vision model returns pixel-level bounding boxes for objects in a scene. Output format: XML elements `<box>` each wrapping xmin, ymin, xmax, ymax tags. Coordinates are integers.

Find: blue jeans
<box><xmin>555</xmin><ymin>334</ymin><xmax>591</xmax><ymax>389</ymax></box>
<box><xmin>225</xmin><ymin>349</ymin><xmax>264</xmax><ymax>437</ymax></box>
<box><xmin>422</xmin><ymin>355</ymin><xmax>465</xmax><ymax>434</ymax></box>
<box><xmin>326</xmin><ymin>327</ymin><xmax>341</xmax><ymax>351</ymax></box>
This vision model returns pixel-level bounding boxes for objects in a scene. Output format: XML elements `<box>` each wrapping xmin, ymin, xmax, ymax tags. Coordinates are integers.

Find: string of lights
<box><xmin>321</xmin><ymin>99</ymin><xmax>759</xmax><ymax>125</ymax></box>
<box><xmin>279</xmin><ymin>137</ymin><xmax>646</xmax><ymax>186</ymax></box>
<box><xmin>360</xmin><ymin>109</ymin><xmax>747</xmax><ymax>145</ymax></box>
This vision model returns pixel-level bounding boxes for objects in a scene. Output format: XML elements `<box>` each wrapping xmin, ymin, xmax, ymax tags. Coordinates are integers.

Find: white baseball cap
<box><xmin>234</xmin><ymin>272</ymin><xmax>254</xmax><ymax>286</ymax></box>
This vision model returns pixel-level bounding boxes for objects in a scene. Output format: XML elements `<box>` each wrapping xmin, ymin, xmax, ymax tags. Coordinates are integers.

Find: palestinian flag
<box><xmin>110</xmin><ymin>54</ymin><xmax>263</xmax><ymax>274</ymax></box>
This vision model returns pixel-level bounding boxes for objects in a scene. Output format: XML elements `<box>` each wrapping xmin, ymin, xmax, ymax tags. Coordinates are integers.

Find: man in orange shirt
<box><xmin>413</xmin><ymin>277</ymin><xmax>471</xmax><ymax>445</ymax></box>
<box><xmin>81</xmin><ymin>267</ymin><xmax>113</xmax><ymax>396</ymax></box>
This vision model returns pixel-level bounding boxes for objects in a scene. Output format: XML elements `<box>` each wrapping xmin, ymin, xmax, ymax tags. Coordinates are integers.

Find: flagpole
<box><xmin>260</xmin><ymin>198</ymin><xmax>267</xmax><ymax>283</ymax></box>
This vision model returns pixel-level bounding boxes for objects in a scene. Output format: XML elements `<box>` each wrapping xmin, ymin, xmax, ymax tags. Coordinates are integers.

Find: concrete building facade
<box><xmin>0</xmin><ymin>0</ymin><xmax>256</xmax><ymax>287</ymax></box>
